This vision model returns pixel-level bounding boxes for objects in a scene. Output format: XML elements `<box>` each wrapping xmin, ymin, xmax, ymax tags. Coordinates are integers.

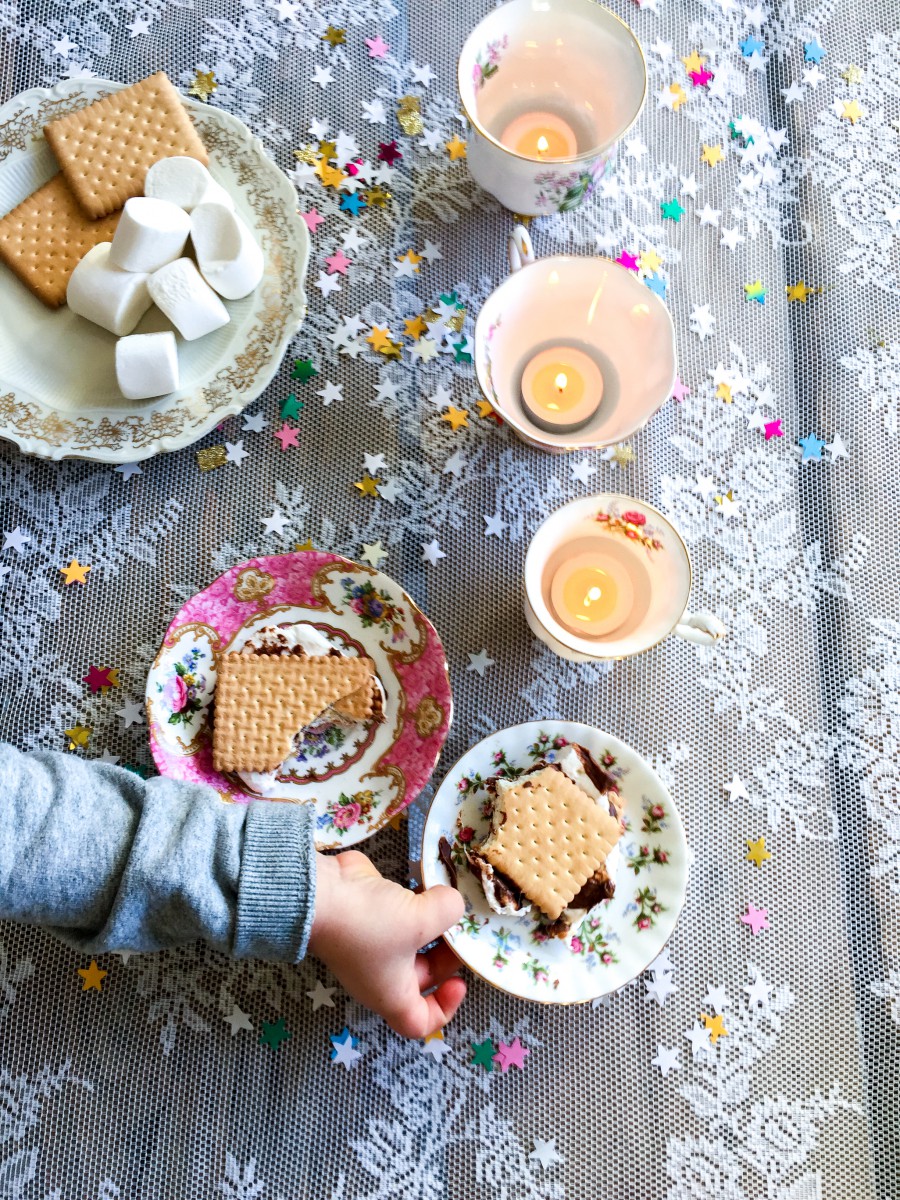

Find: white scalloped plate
<box><xmin>0</xmin><ymin>79</ymin><xmax>310</xmax><ymax>462</ymax></box>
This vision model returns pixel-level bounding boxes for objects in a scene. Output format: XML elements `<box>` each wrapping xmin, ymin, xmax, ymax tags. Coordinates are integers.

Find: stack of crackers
<box><xmin>0</xmin><ymin>72</ymin><xmax>206</xmax><ymax>308</ymax></box>
<box><xmin>212</xmin><ymin>652</ymin><xmax>381</xmax><ymax>774</ymax></box>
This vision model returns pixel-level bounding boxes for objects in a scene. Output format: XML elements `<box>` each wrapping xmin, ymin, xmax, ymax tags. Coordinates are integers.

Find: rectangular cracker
<box><xmin>0</xmin><ymin>174</ymin><xmax>121</xmax><ymax>307</ymax></box>
<box><xmin>43</xmin><ymin>71</ymin><xmax>208</xmax><ymax>219</ymax></box>
<box><xmin>481</xmin><ymin>765</ymin><xmax>622</xmax><ymax>921</ymax></box>
<box><xmin>213</xmin><ymin>653</ymin><xmax>377</xmax><ymax>773</ymax></box>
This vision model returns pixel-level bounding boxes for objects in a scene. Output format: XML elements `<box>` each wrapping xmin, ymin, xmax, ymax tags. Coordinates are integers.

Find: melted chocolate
<box><xmin>571</xmin><ymin>868</ymin><xmax>616</xmax><ymax>909</ymax></box>
<box><xmin>437</xmin><ymin>837</ymin><xmax>458</xmax><ymax>889</ymax></box>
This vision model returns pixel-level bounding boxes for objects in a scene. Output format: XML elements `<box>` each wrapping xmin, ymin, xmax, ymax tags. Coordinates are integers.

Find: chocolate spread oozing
<box><xmin>571</xmin><ymin>867</ymin><xmax>616</xmax><ymax>909</ymax></box>
<box><xmin>437</xmin><ymin>837</ymin><xmax>458</xmax><ymax>889</ymax></box>
<box><xmin>466</xmin><ymin>849</ymin><xmax>526</xmax><ymax>911</ymax></box>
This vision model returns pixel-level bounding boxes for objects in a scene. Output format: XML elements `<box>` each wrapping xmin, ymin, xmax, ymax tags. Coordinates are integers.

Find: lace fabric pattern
<box><xmin>0</xmin><ymin>0</ymin><xmax>896</xmax><ymax>1196</ymax></box>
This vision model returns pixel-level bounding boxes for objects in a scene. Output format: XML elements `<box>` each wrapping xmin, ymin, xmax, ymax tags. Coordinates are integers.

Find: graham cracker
<box><xmin>0</xmin><ymin>173</ymin><xmax>121</xmax><ymax>308</ymax></box>
<box><xmin>482</xmin><ymin>766</ymin><xmax>622</xmax><ymax>921</ymax></box>
<box><xmin>43</xmin><ymin>72</ymin><xmax>208</xmax><ymax>219</ymax></box>
<box><xmin>332</xmin><ymin>679</ymin><xmax>378</xmax><ymax>721</ymax></box>
<box><xmin>212</xmin><ymin>653</ymin><xmax>377</xmax><ymax>773</ymax></box>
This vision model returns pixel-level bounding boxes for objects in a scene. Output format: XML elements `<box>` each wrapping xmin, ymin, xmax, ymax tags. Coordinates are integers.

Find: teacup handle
<box><xmin>674</xmin><ymin>611</ymin><xmax>727</xmax><ymax>646</ymax></box>
<box><xmin>508</xmin><ymin>224</ymin><xmax>536</xmax><ymax>273</ymax></box>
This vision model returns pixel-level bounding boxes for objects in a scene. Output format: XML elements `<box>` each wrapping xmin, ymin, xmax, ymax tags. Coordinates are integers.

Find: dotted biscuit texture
<box><xmin>212</xmin><ymin>653</ymin><xmax>377</xmax><ymax>773</ymax></box>
<box><xmin>0</xmin><ymin>174</ymin><xmax>121</xmax><ymax>307</ymax></box>
<box><xmin>482</xmin><ymin>766</ymin><xmax>623</xmax><ymax>921</ymax></box>
<box><xmin>43</xmin><ymin>71</ymin><xmax>208</xmax><ymax>220</ymax></box>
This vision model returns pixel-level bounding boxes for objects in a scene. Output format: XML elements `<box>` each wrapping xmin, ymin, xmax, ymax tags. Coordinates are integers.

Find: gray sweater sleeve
<box><xmin>0</xmin><ymin>742</ymin><xmax>317</xmax><ymax>962</ymax></box>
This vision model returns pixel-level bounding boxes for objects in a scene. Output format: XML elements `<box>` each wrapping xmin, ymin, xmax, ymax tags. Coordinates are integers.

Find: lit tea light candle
<box><xmin>499</xmin><ymin>111</ymin><xmax>578</xmax><ymax>159</ymax></box>
<box><xmin>520</xmin><ymin>346</ymin><xmax>603</xmax><ymax>434</ymax></box>
<box><xmin>550</xmin><ymin>551</ymin><xmax>634</xmax><ymax>639</ymax></box>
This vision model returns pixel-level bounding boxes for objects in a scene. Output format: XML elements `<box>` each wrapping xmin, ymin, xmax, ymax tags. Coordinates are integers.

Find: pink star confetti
<box><xmin>741</xmin><ymin>903</ymin><xmax>770</xmax><ymax>935</ymax></box>
<box><xmin>82</xmin><ymin>665</ymin><xmax>114</xmax><ymax>693</ymax></box>
<box><xmin>274</xmin><ymin>423</ymin><xmax>300</xmax><ymax>450</ymax></box>
<box><xmin>492</xmin><ymin>1037</ymin><xmax>530</xmax><ymax>1072</ymax></box>
<box><xmin>378</xmin><ymin>140</ymin><xmax>402</xmax><ymax>166</ymax></box>
<box><xmin>764</xmin><ymin>419</ymin><xmax>784</xmax><ymax>440</ymax></box>
<box><xmin>615</xmin><ymin>249</ymin><xmax>640</xmax><ymax>272</ymax></box>
<box><xmin>672</xmin><ymin>378</ymin><xmax>691</xmax><ymax>403</ymax></box>
<box><xmin>300</xmin><ymin>208</ymin><xmax>324</xmax><ymax>233</ymax></box>
<box><xmin>365</xmin><ymin>34</ymin><xmax>390</xmax><ymax>58</ymax></box>
<box><xmin>325</xmin><ymin>248</ymin><xmax>352</xmax><ymax>275</ymax></box>
<box><xmin>689</xmin><ymin>68</ymin><xmax>714</xmax><ymax>87</ymax></box>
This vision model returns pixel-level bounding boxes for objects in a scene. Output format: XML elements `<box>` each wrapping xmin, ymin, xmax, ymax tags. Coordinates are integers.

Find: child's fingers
<box><xmin>385</xmin><ymin>975</ymin><xmax>468</xmax><ymax>1040</ymax></box>
<box><xmin>414</xmin><ymin>884</ymin><xmax>465</xmax><ymax>948</ymax></box>
<box><xmin>414</xmin><ymin>940</ymin><xmax>463</xmax><ymax>993</ymax></box>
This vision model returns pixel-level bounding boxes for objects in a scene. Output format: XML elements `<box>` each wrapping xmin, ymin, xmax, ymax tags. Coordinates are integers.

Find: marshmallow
<box><xmin>190</xmin><ymin>202</ymin><xmax>264</xmax><ymax>300</ymax></box>
<box><xmin>144</xmin><ymin>156</ymin><xmax>235</xmax><ymax>212</ymax></box>
<box><xmin>148</xmin><ymin>257</ymin><xmax>230</xmax><ymax>340</ymax></box>
<box><xmin>115</xmin><ymin>331</ymin><xmax>179</xmax><ymax>400</ymax></box>
<box><xmin>66</xmin><ymin>242</ymin><xmax>153</xmax><ymax>335</ymax></box>
<box><xmin>109</xmin><ymin>197</ymin><xmax>191</xmax><ymax>273</ymax></box>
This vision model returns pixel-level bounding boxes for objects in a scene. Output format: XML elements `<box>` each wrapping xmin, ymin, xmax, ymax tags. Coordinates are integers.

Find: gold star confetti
<box><xmin>681</xmin><ymin>50</ymin><xmax>706</xmax><ymax>75</ymax></box>
<box><xmin>295</xmin><ymin>539</ymin><xmax>315</xmax><ymax>552</ymax></box>
<box><xmin>60</xmin><ymin>558</ymin><xmax>90</xmax><ymax>585</ymax></box>
<box><xmin>318</xmin><ymin>162</ymin><xmax>346</xmax><ymax>189</ymax></box>
<box><xmin>353</xmin><ymin>474</ymin><xmax>381</xmax><ymax>498</ymax></box>
<box><xmin>842</xmin><ymin>99</ymin><xmax>863</xmax><ymax>124</ymax></box>
<box><xmin>716</xmin><ymin>382</ymin><xmax>733</xmax><ymax>404</ymax></box>
<box><xmin>404</xmin><ymin>314</ymin><xmax>427</xmax><ymax>339</ymax></box>
<box><xmin>188</xmin><ymin>70</ymin><xmax>217</xmax><ymax>102</ymax></box>
<box><xmin>610</xmin><ymin>444</ymin><xmax>635</xmax><ymax>467</ymax></box>
<box><xmin>365</xmin><ymin>185</ymin><xmax>391</xmax><ymax>208</ymax></box>
<box><xmin>441</xmin><ymin>405</ymin><xmax>469</xmax><ymax>431</ymax></box>
<box><xmin>379</xmin><ymin>340</ymin><xmax>403</xmax><ymax>360</ymax></box>
<box><xmin>78</xmin><ymin>960</ymin><xmax>108</xmax><ymax>992</ymax></box>
<box><xmin>366</xmin><ymin>326</ymin><xmax>393</xmax><ymax>352</ymax></box>
<box><xmin>666</xmin><ymin>82</ymin><xmax>688</xmax><ymax>110</ymax></box>
<box><xmin>318</xmin><ymin>139</ymin><xmax>338</xmax><ymax>161</ymax></box>
<box><xmin>841</xmin><ymin>64</ymin><xmax>863</xmax><ymax>85</ymax></box>
<box><xmin>388</xmin><ymin>809</ymin><xmax>407</xmax><ymax>830</ymax></box>
<box><xmin>397</xmin><ymin>249</ymin><xmax>423</xmax><ymax>272</ymax></box>
<box><xmin>476</xmin><ymin>399</ymin><xmax>498</xmax><ymax>420</ymax></box>
<box><xmin>701</xmin><ymin>143</ymin><xmax>725</xmax><ymax>167</ymax></box>
<box><xmin>103</xmin><ymin>669</ymin><xmax>121</xmax><ymax>690</ymax></box>
<box><xmin>746</xmin><ymin>836</ymin><xmax>772</xmax><ymax>867</ymax></box>
<box><xmin>321</xmin><ymin>25</ymin><xmax>345</xmax><ymax>47</ymax></box>
<box><xmin>65</xmin><ymin>724</ymin><xmax>91</xmax><ymax>749</ymax></box>
<box><xmin>397</xmin><ymin>96</ymin><xmax>424</xmax><ymax>135</ymax></box>
<box><xmin>424</xmin><ymin>1028</ymin><xmax>445</xmax><ymax>1044</ymax></box>
<box><xmin>640</xmin><ymin>248</ymin><xmax>664</xmax><ymax>273</ymax></box>
<box><xmin>714</xmin><ymin>489</ymin><xmax>735</xmax><ymax>506</ymax></box>
<box><xmin>445</xmin><ymin>135</ymin><xmax>467</xmax><ymax>161</ymax></box>
<box><xmin>293</xmin><ymin>145</ymin><xmax>317</xmax><ymax>165</ymax></box>
<box><xmin>702</xmin><ymin>1013</ymin><xmax>728</xmax><ymax>1044</ymax></box>
<box><xmin>786</xmin><ymin>281</ymin><xmax>818</xmax><ymax>302</ymax></box>
<box><xmin>196</xmin><ymin>445</ymin><xmax>227</xmax><ymax>471</ymax></box>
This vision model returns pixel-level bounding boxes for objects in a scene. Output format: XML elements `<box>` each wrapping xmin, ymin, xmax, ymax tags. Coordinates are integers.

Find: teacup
<box><xmin>457</xmin><ymin>0</ymin><xmax>646</xmax><ymax>216</ymax></box>
<box><xmin>474</xmin><ymin>226</ymin><xmax>676</xmax><ymax>453</ymax></box>
<box><xmin>524</xmin><ymin>494</ymin><xmax>726</xmax><ymax>661</ymax></box>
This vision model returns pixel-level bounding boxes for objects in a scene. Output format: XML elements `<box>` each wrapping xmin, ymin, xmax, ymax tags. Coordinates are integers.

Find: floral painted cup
<box><xmin>458</xmin><ymin>0</ymin><xmax>646</xmax><ymax>215</ymax></box>
<box><xmin>474</xmin><ymin>226</ymin><xmax>676</xmax><ymax>453</ymax></box>
<box><xmin>524</xmin><ymin>494</ymin><xmax>726</xmax><ymax>661</ymax></box>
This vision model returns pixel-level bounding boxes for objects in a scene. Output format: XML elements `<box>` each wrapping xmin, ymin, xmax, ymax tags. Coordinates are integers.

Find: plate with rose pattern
<box><xmin>421</xmin><ymin>721</ymin><xmax>688</xmax><ymax>1004</ymax></box>
<box><xmin>147</xmin><ymin>551</ymin><xmax>453</xmax><ymax>849</ymax></box>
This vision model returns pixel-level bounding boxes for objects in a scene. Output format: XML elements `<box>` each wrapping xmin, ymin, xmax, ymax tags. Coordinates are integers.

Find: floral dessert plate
<box><xmin>147</xmin><ymin>552</ymin><xmax>453</xmax><ymax>850</ymax></box>
<box><xmin>0</xmin><ymin>78</ymin><xmax>310</xmax><ymax>462</ymax></box>
<box><xmin>421</xmin><ymin>721</ymin><xmax>688</xmax><ymax>1004</ymax></box>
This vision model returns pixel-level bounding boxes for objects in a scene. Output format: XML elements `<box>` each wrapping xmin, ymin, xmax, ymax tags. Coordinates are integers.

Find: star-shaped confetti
<box><xmin>365</xmin><ymin>34</ymin><xmax>390</xmax><ymax>58</ymax></box>
<box><xmin>224</xmin><ymin>1004</ymin><xmax>254</xmax><ymax>1035</ymax></box>
<box><xmin>441</xmin><ymin>405</ymin><xmax>469</xmax><ymax>431</ymax></box>
<box><xmin>78</xmin><ymin>960</ymin><xmax>107</xmax><ymax>991</ymax></box>
<box><xmin>826</xmin><ymin>434</ymin><xmax>849</xmax><ymax>461</ymax></box>
<box><xmin>702</xmin><ymin>1012</ymin><xmax>728</xmax><ymax>1044</ymax></box>
<box><xmin>745</xmin><ymin>970</ymin><xmax>772</xmax><ymax>1008</ymax></box>
<box><xmin>360</xmin><ymin>541</ymin><xmax>388</xmax><ymax>568</ymax></box>
<box><xmin>261</xmin><ymin>508</ymin><xmax>289</xmax><ymax>536</ymax></box>
<box><xmin>117</xmin><ymin>700</ymin><xmax>145</xmax><ymax>728</ymax></box>
<box><xmin>353</xmin><ymin>474</ymin><xmax>380</xmax><ymax>498</ymax></box>
<box><xmin>842</xmin><ymin>99</ymin><xmax>863</xmax><ymax>124</ymax></box>
<box><xmin>740</xmin><ymin>34</ymin><xmax>765</xmax><ymax>56</ymax></box>
<box><xmin>114</xmin><ymin>462</ymin><xmax>142</xmax><ymax>481</ymax></box>
<box><xmin>445</xmin><ymin>135</ymin><xmax>467</xmax><ymax>160</ymax></box>
<box><xmin>307</xmin><ymin>980</ymin><xmax>337</xmax><ymax>1010</ymax></box>
<box><xmin>799</xmin><ymin>432</ymin><xmax>827</xmax><ymax>462</ymax></box>
<box><xmin>60</xmin><ymin>558</ymin><xmax>90</xmax><ymax>585</ymax></box>
<box><xmin>188</xmin><ymin>70</ymin><xmax>217</xmax><ymax>101</ymax></box>
<box><xmin>841</xmin><ymin>64</ymin><xmax>863</xmax><ymax>85</ymax></box>
<box><xmin>690</xmin><ymin>67</ymin><xmax>714</xmax><ymax>87</ymax></box>
<box><xmin>300</xmin><ymin>207</ymin><xmax>325</xmax><ymax>232</ymax></box>
<box><xmin>422</xmin><ymin>539</ymin><xmax>445</xmax><ymax>565</ymax></box>
<box><xmin>700</xmin><ymin>144</ymin><xmax>725</xmax><ymax>168</ymax></box>
<box><xmin>291</xmin><ymin>357</ymin><xmax>318</xmax><ymax>383</ymax></box>
<box><xmin>744</xmin><ymin>279</ymin><xmax>767</xmax><ymax>304</ymax></box>
<box><xmin>763</xmin><ymin>419</ymin><xmax>783</xmax><ymax>440</ymax></box>
<box><xmin>330</xmin><ymin>1027</ymin><xmax>362</xmax><ymax>1069</ymax></box>
<box><xmin>470</xmin><ymin>1037</ymin><xmax>495</xmax><ymax>1071</ymax></box>
<box><xmin>2</xmin><ymin>527</ymin><xmax>30</xmax><ymax>553</ymax></box>
<box><xmin>616</xmin><ymin>250</ymin><xmax>640</xmax><ymax>272</ymax></box>
<box><xmin>83</xmin><ymin>665</ymin><xmax>115</xmax><ymax>694</ymax></box>
<box><xmin>467</xmin><ymin>649</ymin><xmax>495</xmax><ymax>676</ymax></box>
<box><xmin>741</xmin><ymin>903</ymin><xmax>770</xmax><ymax>935</ymax></box>
<box><xmin>804</xmin><ymin>39</ymin><xmax>826</xmax><ymax>63</ymax></box>
<box><xmin>645</xmin><ymin>973</ymin><xmax>677</xmax><ymax>1006</ymax></box>
<box><xmin>725</xmin><ymin>774</ymin><xmax>749</xmax><ymax>801</ymax></box>
<box><xmin>259</xmin><ymin>1018</ymin><xmax>292</xmax><ymax>1050</ymax></box>
<box><xmin>65</xmin><ymin>724</ymin><xmax>91</xmax><ymax>749</ymax></box>
<box><xmin>685</xmin><ymin>1022</ymin><xmax>712</xmax><ymax>1059</ymax></box>
<box><xmin>493</xmin><ymin>1037</ymin><xmax>529</xmax><ymax>1072</ymax></box>
<box><xmin>681</xmin><ymin>49</ymin><xmax>706</xmax><ymax>74</ymax></box>
<box><xmin>378</xmin><ymin>140</ymin><xmax>403</xmax><ymax>166</ymax></box>
<box><xmin>660</xmin><ymin>198</ymin><xmax>685</xmax><ymax>221</ymax></box>
<box><xmin>225</xmin><ymin>440</ymin><xmax>249</xmax><ymax>467</ymax></box>
<box><xmin>422</xmin><ymin>1029</ymin><xmax>452</xmax><ymax>1061</ymax></box>
<box><xmin>321</xmin><ymin>25</ymin><xmax>345</xmax><ymax>47</ymax></box>
<box><xmin>274</xmin><ymin>423</ymin><xmax>299</xmax><ymax>451</ymax></box>
<box><xmin>786</xmin><ymin>280</ymin><xmax>816</xmax><ymax>302</ymax></box>
<box><xmin>651</xmin><ymin>1045</ymin><xmax>681</xmax><ymax>1075</ymax></box>
<box><xmin>529</xmin><ymin>1138</ymin><xmax>564</xmax><ymax>1169</ymax></box>
<box><xmin>746</xmin><ymin>836</ymin><xmax>772</xmax><ymax>867</ymax></box>
<box><xmin>281</xmin><ymin>394</ymin><xmax>304</xmax><ymax>420</ymax></box>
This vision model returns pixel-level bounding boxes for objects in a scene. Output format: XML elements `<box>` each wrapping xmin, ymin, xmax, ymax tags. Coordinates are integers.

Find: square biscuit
<box><xmin>0</xmin><ymin>174</ymin><xmax>121</xmax><ymax>307</ymax></box>
<box><xmin>482</xmin><ymin>766</ymin><xmax>622</xmax><ymax>921</ymax></box>
<box><xmin>43</xmin><ymin>72</ymin><xmax>208</xmax><ymax>219</ymax></box>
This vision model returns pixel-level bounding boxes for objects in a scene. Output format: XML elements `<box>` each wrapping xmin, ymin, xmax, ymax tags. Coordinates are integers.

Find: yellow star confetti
<box><xmin>786</xmin><ymin>281</ymin><xmax>818</xmax><ymax>302</ymax></box>
<box><xmin>716</xmin><ymin>382</ymin><xmax>733</xmax><ymax>404</ymax></box>
<box><xmin>321</xmin><ymin>25</ymin><xmax>345</xmax><ymax>47</ymax></box>
<box><xmin>397</xmin><ymin>249</ymin><xmax>423</xmax><ymax>271</ymax></box>
<box><xmin>681</xmin><ymin>50</ymin><xmax>707</xmax><ymax>75</ymax></box>
<box><xmin>476</xmin><ymin>398</ymin><xmax>498</xmax><ymax>419</ymax></box>
<box><xmin>60</xmin><ymin>558</ymin><xmax>90</xmax><ymax>585</ymax></box>
<box><xmin>295</xmin><ymin>539</ymin><xmax>315</xmax><ymax>552</ymax></box>
<box><xmin>640</xmin><ymin>249</ymin><xmax>664</xmax><ymax>273</ymax></box>
<box><xmin>842</xmin><ymin>99</ymin><xmax>863</xmax><ymax>124</ymax></box>
<box><xmin>714</xmin><ymin>489</ymin><xmax>735</xmax><ymax>506</ymax></box>
<box><xmin>366</xmin><ymin>326</ymin><xmax>393</xmax><ymax>352</ymax></box>
<box><xmin>196</xmin><ymin>445</ymin><xmax>227</xmax><ymax>471</ymax></box>
<box><xmin>424</xmin><ymin>1028</ymin><xmax>445</xmax><ymax>1044</ymax></box>
<box><xmin>103</xmin><ymin>668</ymin><xmax>121</xmax><ymax>690</ymax></box>
<box><xmin>188</xmin><ymin>70</ymin><xmax>217</xmax><ymax>102</ymax></box>
<box><xmin>78</xmin><ymin>960</ymin><xmax>108</xmax><ymax>992</ymax></box>
<box><xmin>702</xmin><ymin>1012</ymin><xmax>728</xmax><ymax>1044</ymax></box>
<box><xmin>445</xmin><ymin>135</ymin><xmax>467</xmax><ymax>161</ymax></box>
<box><xmin>441</xmin><ymin>405</ymin><xmax>469</xmax><ymax>431</ymax></box>
<box><xmin>746</xmin><ymin>836</ymin><xmax>772</xmax><ymax>867</ymax></box>
<box><xmin>397</xmin><ymin>96</ymin><xmax>424</xmax><ymax>136</ymax></box>
<box><xmin>841</xmin><ymin>64</ymin><xmax>862</xmax><ymax>85</ymax></box>
<box><xmin>365</xmin><ymin>186</ymin><xmax>391</xmax><ymax>208</ymax></box>
<box><xmin>666</xmin><ymin>82</ymin><xmax>688</xmax><ymax>110</ymax></box>
<box><xmin>353</xmin><ymin>475</ymin><xmax>381</xmax><ymax>498</ymax></box>
<box><xmin>610</xmin><ymin>444</ymin><xmax>635</xmax><ymax>467</ymax></box>
<box><xmin>318</xmin><ymin>162</ymin><xmax>346</xmax><ymax>189</ymax></box>
<box><xmin>404</xmin><ymin>314</ymin><xmax>427</xmax><ymax>340</ymax></box>
<box><xmin>701</xmin><ymin>143</ymin><xmax>725</xmax><ymax>167</ymax></box>
<box><xmin>388</xmin><ymin>809</ymin><xmax>408</xmax><ymax>830</ymax></box>
<box><xmin>65</xmin><ymin>725</ymin><xmax>91</xmax><ymax>749</ymax></box>
<box><xmin>318</xmin><ymin>140</ymin><xmax>338</xmax><ymax>162</ymax></box>
<box><xmin>379</xmin><ymin>340</ymin><xmax>403</xmax><ymax>360</ymax></box>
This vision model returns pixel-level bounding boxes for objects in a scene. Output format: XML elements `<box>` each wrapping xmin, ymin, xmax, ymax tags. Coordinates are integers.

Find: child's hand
<box><xmin>308</xmin><ymin>849</ymin><xmax>466</xmax><ymax>1039</ymax></box>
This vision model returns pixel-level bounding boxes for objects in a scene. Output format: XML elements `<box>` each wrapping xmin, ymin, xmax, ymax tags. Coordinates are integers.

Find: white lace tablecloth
<box><xmin>1</xmin><ymin>1</ymin><xmax>897</xmax><ymax>1196</ymax></box>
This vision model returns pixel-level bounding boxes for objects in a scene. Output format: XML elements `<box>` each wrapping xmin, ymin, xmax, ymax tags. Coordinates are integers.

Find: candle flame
<box><xmin>536</xmin><ymin>134</ymin><xmax>549</xmax><ymax>156</ymax></box>
<box><xmin>554</xmin><ymin>372</ymin><xmax>568</xmax><ymax>392</ymax></box>
<box><xmin>585</xmin><ymin>586</ymin><xmax>603</xmax><ymax>607</ymax></box>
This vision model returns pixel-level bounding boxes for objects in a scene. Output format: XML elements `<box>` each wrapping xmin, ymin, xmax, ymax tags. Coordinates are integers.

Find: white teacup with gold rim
<box><xmin>474</xmin><ymin>226</ymin><xmax>676</xmax><ymax>454</ymax></box>
<box><xmin>524</xmin><ymin>494</ymin><xmax>726</xmax><ymax>662</ymax></box>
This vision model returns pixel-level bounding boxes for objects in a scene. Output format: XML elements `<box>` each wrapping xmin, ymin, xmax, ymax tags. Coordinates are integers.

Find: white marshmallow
<box><xmin>190</xmin><ymin>202</ymin><xmax>264</xmax><ymax>300</ymax></box>
<box><xmin>144</xmin><ymin>156</ymin><xmax>235</xmax><ymax>212</ymax></box>
<box><xmin>66</xmin><ymin>242</ymin><xmax>153</xmax><ymax>336</ymax></box>
<box><xmin>115</xmin><ymin>332</ymin><xmax>179</xmax><ymax>400</ymax></box>
<box><xmin>109</xmin><ymin>197</ymin><xmax>191</xmax><ymax>273</ymax></box>
<box><xmin>148</xmin><ymin>257</ymin><xmax>230</xmax><ymax>341</ymax></box>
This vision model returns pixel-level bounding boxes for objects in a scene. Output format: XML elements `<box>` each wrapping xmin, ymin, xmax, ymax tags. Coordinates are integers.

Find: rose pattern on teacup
<box><xmin>473</xmin><ymin>34</ymin><xmax>509</xmax><ymax>90</ymax></box>
<box><xmin>158</xmin><ymin>647</ymin><xmax>207</xmax><ymax>726</ymax></box>
<box><xmin>595</xmin><ymin>506</ymin><xmax>667</xmax><ymax>554</ymax></box>
<box><xmin>535</xmin><ymin>155</ymin><xmax>611</xmax><ymax>213</ymax></box>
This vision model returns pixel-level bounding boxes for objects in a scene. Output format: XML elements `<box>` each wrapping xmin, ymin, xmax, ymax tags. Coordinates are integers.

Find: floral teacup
<box><xmin>524</xmin><ymin>494</ymin><xmax>726</xmax><ymax>661</ymax></box>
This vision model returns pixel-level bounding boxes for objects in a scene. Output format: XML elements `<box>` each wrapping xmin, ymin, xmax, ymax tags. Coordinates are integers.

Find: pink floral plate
<box><xmin>147</xmin><ymin>552</ymin><xmax>453</xmax><ymax>849</ymax></box>
<box><xmin>421</xmin><ymin>721</ymin><xmax>688</xmax><ymax>1004</ymax></box>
